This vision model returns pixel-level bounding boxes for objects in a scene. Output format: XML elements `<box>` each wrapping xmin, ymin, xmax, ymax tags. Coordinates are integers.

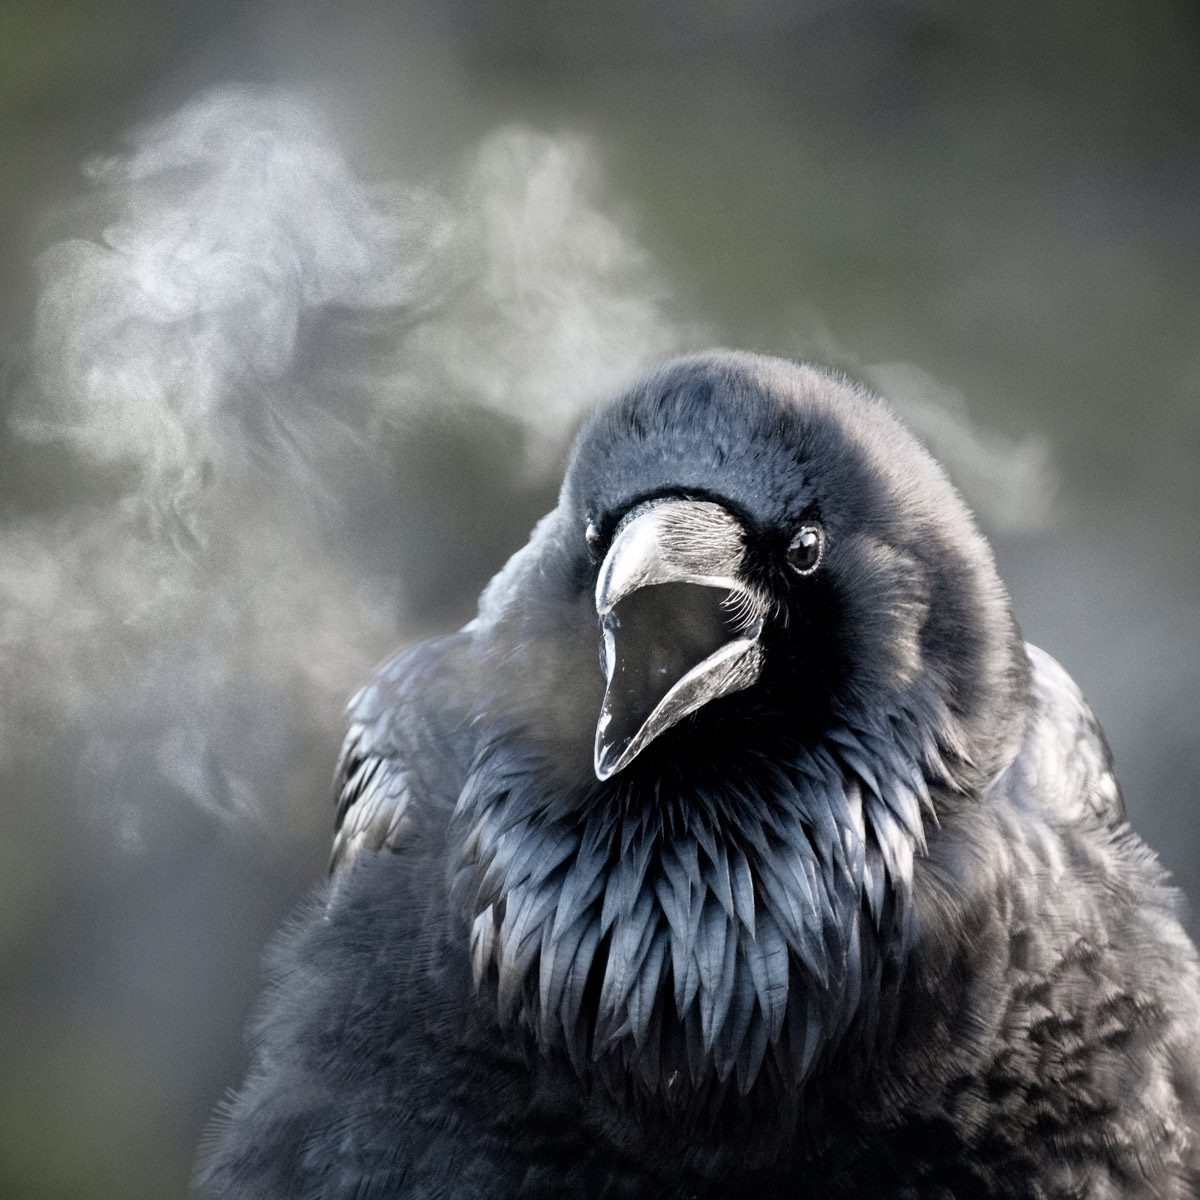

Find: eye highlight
<box><xmin>585</xmin><ymin>519</ymin><xmax>602</xmax><ymax>553</ymax></box>
<box><xmin>786</xmin><ymin>524</ymin><xmax>824</xmax><ymax>575</ymax></box>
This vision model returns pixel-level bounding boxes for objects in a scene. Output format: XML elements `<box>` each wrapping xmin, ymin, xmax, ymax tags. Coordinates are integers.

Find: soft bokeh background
<box><xmin>1</xmin><ymin>2</ymin><xmax>1196</xmax><ymax>1196</ymax></box>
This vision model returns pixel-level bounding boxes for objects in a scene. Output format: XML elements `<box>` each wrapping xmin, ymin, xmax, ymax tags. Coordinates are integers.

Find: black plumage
<box><xmin>198</xmin><ymin>351</ymin><xmax>1200</xmax><ymax>1198</ymax></box>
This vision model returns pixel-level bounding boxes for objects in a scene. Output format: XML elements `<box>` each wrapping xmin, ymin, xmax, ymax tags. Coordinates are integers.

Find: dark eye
<box><xmin>786</xmin><ymin>524</ymin><xmax>824</xmax><ymax>575</ymax></box>
<box><xmin>585</xmin><ymin>519</ymin><xmax>602</xmax><ymax>553</ymax></box>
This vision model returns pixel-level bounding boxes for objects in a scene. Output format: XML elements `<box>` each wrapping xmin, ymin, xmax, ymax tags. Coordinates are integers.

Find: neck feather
<box><xmin>452</xmin><ymin>711</ymin><xmax>954</xmax><ymax>1106</ymax></box>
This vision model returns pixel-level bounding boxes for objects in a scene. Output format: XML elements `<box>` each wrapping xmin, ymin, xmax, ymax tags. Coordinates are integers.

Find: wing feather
<box><xmin>1009</xmin><ymin>643</ymin><xmax>1124</xmax><ymax>827</ymax></box>
<box><xmin>330</xmin><ymin>630</ymin><xmax>476</xmax><ymax>873</ymax></box>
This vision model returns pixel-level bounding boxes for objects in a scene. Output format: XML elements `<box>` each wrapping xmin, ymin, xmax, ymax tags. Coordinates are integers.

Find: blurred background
<box><xmin>0</xmin><ymin>2</ymin><xmax>1197</xmax><ymax>1196</ymax></box>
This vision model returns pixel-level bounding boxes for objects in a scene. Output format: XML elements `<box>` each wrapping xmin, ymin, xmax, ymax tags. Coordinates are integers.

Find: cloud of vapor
<box><xmin>21</xmin><ymin>88</ymin><xmax>685</xmax><ymax>524</ymax></box>
<box><xmin>862</xmin><ymin>360</ymin><xmax>1058</xmax><ymax>534</ymax></box>
<box><xmin>2</xmin><ymin>86</ymin><xmax>694</xmax><ymax>837</ymax></box>
<box><xmin>788</xmin><ymin>314</ymin><xmax>1058</xmax><ymax>534</ymax></box>
<box><xmin>24</xmin><ymin>90</ymin><xmax>444</xmax><ymax>526</ymax></box>
<box><xmin>2</xmin><ymin>84</ymin><xmax>1053</xmax><ymax>840</ymax></box>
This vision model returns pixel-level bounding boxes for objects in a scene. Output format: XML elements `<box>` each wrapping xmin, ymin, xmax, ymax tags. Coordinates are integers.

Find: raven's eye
<box><xmin>786</xmin><ymin>525</ymin><xmax>824</xmax><ymax>575</ymax></box>
<box><xmin>585</xmin><ymin>519</ymin><xmax>602</xmax><ymax>553</ymax></box>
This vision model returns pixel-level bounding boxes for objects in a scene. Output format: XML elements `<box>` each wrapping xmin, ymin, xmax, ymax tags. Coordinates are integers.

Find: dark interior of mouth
<box><xmin>601</xmin><ymin>582</ymin><xmax>743</xmax><ymax>754</ymax></box>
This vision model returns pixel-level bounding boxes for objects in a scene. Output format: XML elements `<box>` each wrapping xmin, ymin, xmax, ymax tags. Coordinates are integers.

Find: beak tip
<box><xmin>594</xmin><ymin>714</ymin><xmax>635</xmax><ymax>779</ymax></box>
<box><xmin>593</xmin><ymin>740</ymin><xmax>619</xmax><ymax>781</ymax></box>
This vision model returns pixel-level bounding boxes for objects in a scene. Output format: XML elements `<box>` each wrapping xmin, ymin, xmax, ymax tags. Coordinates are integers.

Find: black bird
<box><xmin>198</xmin><ymin>352</ymin><xmax>1200</xmax><ymax>1198</ymax></box>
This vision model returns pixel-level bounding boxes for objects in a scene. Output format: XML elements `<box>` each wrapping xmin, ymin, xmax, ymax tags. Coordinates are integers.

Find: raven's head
<box><xmin>566</xmin><ymin>351</ymin><xmax>1029</xmax><ymax>786</ymax></box>
<box><xmin>456</xmin><ymin>351</ymin><xmax>1029</xmax><ymax>1119</ymax></box>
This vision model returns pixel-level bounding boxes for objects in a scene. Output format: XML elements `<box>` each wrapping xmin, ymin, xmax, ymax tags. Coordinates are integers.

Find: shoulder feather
<box><xmin>1006</xmin><ymin>643</ymin><xmax>1124</xmax><ymax>827</ymax></box>
<box><xmin>331</xmin><ymin>629</ymin><xmax>477</xmax><ymax>873</ymax></box>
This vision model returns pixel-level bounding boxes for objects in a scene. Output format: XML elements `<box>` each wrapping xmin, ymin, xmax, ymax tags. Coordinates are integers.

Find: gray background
<box><xmin>0</xmin><ymin>3</ymin><xmax>1196</xmax><ymax>1196</ymax></box>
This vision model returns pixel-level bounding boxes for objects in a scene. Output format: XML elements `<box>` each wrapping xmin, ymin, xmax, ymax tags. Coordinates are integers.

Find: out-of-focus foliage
<box><xmin>0</xmin><ymin>3</ymin><xmax>1196</xmax><ymax>1197</ymax></box>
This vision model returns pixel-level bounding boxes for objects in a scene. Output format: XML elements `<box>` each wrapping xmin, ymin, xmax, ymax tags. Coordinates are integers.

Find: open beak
<box><xmin>594</xmin><ymin>498</ymin><xmax>766</xmax><ymax>780</ymax></box>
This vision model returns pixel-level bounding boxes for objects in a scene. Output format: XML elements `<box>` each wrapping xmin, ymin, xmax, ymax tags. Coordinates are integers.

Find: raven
<box><xmin>199</xmin><ymin>352</ymin><xmax>1200</xmax><ymax>1198</ymax></box>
